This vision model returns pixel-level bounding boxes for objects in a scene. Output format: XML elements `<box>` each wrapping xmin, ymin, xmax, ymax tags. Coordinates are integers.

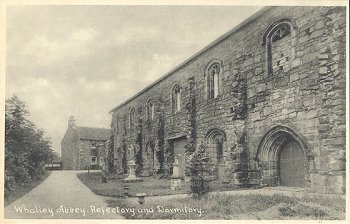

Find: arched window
<box><xmin>171</xmin><ymin>84</ymin><xmax>181</xmax><ymax>113</ymax></box>
<box><xmin>263</xmin><ymin>20</ymin><xmax>294</xmax><ymax>75</ymax></box>
<box><xmin>206</xmin><ymin>129</ymin><xmax>226</xmax><ymax>165</ymax></box>
<box><xmin>206</xmin><ymin>62</ymin><xmax>221</xmax><ymax>99</ymax></box>
<box><xmin>115</xmin><ymin>116</ymin><xmax>119</xmax><ymax>134</ymax></box>
<box><xmin>146</xmin><ymin>98</ymin><xmax>155</xmax><ymax>121</ymax></box>
<box><xmin>129</xmin><ymin>107</ymin><xmax>135</xmax><ymax>129</ymax></box>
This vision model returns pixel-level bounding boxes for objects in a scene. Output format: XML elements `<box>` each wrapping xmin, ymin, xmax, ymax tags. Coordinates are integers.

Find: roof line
<box><xmin>109</xmin><ymin>6</ymin><xmax>273</xmax><ymax>113</ymax></box>
<box><xmin>75</xmin><ymin>125</ymin><xmax>109</xmax><ymax>130</ymax></box>
<box><xmin>79</xmin><ymin>138</ymin><xmax>109</xmax><ymax>140</ymax></box>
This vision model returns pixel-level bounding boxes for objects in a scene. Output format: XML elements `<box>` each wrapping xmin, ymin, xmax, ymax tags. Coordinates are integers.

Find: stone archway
<box><xmin>206</xmin><ymin>128</ymin><xmax>227</xmax><ymax>180</ymax></box>
<box><xmin>256</xmin><ymin>126</ymin><xmax>309</xmax><ymax>187</ymax></box>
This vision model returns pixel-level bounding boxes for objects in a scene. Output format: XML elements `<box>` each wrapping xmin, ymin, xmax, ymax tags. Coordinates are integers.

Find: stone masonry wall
<box><xmin>79</xmin><ymin>139</ymin><xmax>107</xmax><ymax>170</ymax></box>
<box><xmin>61</xmin><ymin>128</ymin><xmax>79</xmax><ymax>170</ymax></box>
<box><xmin>111</xmin><ymin>6</ymin><xmax>346</xmax><ymax>193</ymax></box>
<box><xmin>244</xmin><ymin>7</ymin><xmax>346</xmax><ymax>194</ymax></box>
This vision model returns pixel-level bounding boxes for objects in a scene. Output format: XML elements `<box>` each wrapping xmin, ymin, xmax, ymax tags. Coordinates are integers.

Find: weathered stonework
<box><xmin>61</xmin><ymin>117</ymin><xmax>111</xmax><ymax>170</ymax></box>
<box><xmin>110</xmin><ymin>7</ymin><xmax>346</xmax><ymax>194</ymax></box>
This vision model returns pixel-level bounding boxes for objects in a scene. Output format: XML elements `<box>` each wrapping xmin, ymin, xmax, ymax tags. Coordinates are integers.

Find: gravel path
<box><xmin>5</xmin><ymin>170</ymin><xmax>123</xmax><ymax>219</ymax></box>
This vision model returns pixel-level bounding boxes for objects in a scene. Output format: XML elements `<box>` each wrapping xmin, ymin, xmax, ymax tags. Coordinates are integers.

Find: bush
<box><xmin>5</xmin><ymin>95</ymin><xmax>54</xmax><ymax>193</ymax></box>
<box><xmin>189</xmin><ymin>143</ymin><xmax>212</xmax><ymax>199</ymax></box>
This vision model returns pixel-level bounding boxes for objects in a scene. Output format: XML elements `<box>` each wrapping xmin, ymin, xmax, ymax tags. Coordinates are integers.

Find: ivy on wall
<box><xmin>106</xmin><ymin>134</ymin><xmax>115</xmax><ymax>173</ymax></box>
<box><xmin>107</xmin><ymin>115</ymin><xmax>118</xmax><ymax>174</ymax></box>
<box><xmin>163</xmin><ymin>140</ymin><xmax>173</xmax><ymax>177</ymax></box>
<box><xmin>135</xmin><ymin>108</ymin><xmax>143</xmax><ymax>175</ymax></box>
<box><xmin>120</xmin><ymin>114</ymin><xmax>128</xmax><ymax>174</ymax></box>
<box><xmin>231</xmin><ymin>78</ymin><xmax>247</xmax><ymax>120</ymax></box>
<box><xmin>189</xmin><ymin>142</ymin><xmax>212</xmax><ymax>198</ymax></box>
<box><xmin>230</xmin><ymin>131</ymin><xmax>246</xmax><ymax>160</ymax></box>
<box><xmin>185</xmin><ymin>77</ymin><xmax>197</xmax><ymax>176</ymax></box>
<box><xmin>121</xmin><ymin>139</ymin><xmax>127</xmax><ymax>174</ymax></box>
<box><xmin>155</xmin><ymin>96</ymin><xmax>165</xmax><ymax>173</ymax></box>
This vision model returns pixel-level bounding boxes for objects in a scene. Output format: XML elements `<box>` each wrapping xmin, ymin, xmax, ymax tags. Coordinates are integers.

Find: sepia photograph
<box><xmin>1</xmin><ymin>0</ymin><xmax>348</xmax><ymax>222</ymax></box>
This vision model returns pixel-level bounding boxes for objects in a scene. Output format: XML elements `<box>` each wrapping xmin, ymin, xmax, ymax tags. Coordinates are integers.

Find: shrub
<box><xmin>5</xmin><ymin>95</ymin><xmax>54</xmax><ymax>193</ymax></box>
<box><xmin>189</xmin><ymin>143</ymin><xmax>212</xmax><ymax>199</ymax></box>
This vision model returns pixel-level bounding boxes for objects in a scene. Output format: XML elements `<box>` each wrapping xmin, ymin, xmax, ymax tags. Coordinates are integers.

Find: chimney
<box><xmin>68</xmin><ymin>116</ymin><xmax>75</xmax><ymax>128</ymax></box>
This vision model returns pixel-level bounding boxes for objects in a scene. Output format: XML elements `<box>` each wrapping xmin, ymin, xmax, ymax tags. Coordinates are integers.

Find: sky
<box><xmin>6</xmin><ymin>5</ymin><xmax>263</xmax><ymax>154</ymax></box>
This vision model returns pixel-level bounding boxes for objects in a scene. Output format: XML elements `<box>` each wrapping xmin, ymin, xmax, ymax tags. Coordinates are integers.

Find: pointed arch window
<box><xmin>171</xmin><ymin>84</ymin><xmax>181</xmax><ymax>113</ymax></box>
<box><xmin>206</xmin><ymin>129</ymin><xmax>226</xmax><ymax>166</ymax></box>
<box><xmin>270</xmin><ymin>25</ymin><xmax>290</xmax><ymax>43</ymax></box>
<box><xmin>206</xmin><ymin>62</ymin><xmax>221</xmax><ymax>99</ymax></box>
<box><xmin>115</xmin><ymin>116</ymin><xmax>119</xmax><ymax>134</ymax></box>
<box><xmin>263</xmin><ymin>20</ymin><xmax>294</xmax><ymax>75</ymax></box>
<box><xmin>146</xmin><ymin>98</ymin><xmax>155</xmax><ymax>121</ymax></box>
<box><xmin>129</xmin><ymin>107</ymin><xmax>135</xmax><ymax>129</ymax></box>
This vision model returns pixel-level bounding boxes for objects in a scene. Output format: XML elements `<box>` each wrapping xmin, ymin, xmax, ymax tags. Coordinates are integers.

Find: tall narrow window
<box><xmin>207</xmin><ymin>63</ymin><xmax>221</xmax><ymax>99</ymax></box>
<box><xmin>176</xmin><ymin>89</ymin><xmax>181</xmax><ymax>112</ymax></box>
<box><xmin>129</xmin><ymin>107</ymin><xmax>135</xmax><ymax>129</ymax></box>
<box><xmin>263</xmin><ymin>20</ymin><xmax>293</xmax><ymax>75</ymax></box>
<box><xmin>215</xmin><ymin>138</ymin><xmax>223</xmax><ymax>161</ymax></box>
<box><xmin>146</xmin><ymin>98</ymin><xmax>154</xmax><ymax>121</ymax></box>
<box><xmin>115</xmin><ymin>116</ymin><xmax>119</xmax><ymax>134</ymax></box>
<box><xmin>171</xmin><ymin>84</ymin><xmax>181</xmax><ymax>113</ymax></box>
<box><xmin>213</xmin><ymin>71</ymin><xmax>219</xmax><ymax>97</ymax></box>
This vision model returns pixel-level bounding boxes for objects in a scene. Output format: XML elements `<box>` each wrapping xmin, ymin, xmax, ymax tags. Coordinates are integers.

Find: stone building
<box><xmin>110</xmin><ymin>6</ymin><xmax>346</xmax><ymax>194</ymax></box>
<box><xmin>61</xmin><ymin>116</ymin><xmax>111</xmax><ymax>170</ymax></box>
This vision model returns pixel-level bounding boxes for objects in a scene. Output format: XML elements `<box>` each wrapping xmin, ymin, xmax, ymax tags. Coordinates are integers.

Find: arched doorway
<box><xmin>278</xmin><ymin>139</ymin><xmax>305</xmax><ymax>187</ymax></box>
<box><xmin>257</xmin><ymin>126</ymin><xmax>309</xmax><ymax>187</ymax></box>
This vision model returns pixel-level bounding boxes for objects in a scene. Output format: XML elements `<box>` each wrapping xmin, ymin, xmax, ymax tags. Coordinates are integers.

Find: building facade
<box><xmin>61</xmin><ymin>116</ymin><xmax>111</xmax><ymax>170</ymax></box>
<box><xmin>110</xmin><ymin>6</ymin><xmax>346</xmax><ymax>193</ymax></box>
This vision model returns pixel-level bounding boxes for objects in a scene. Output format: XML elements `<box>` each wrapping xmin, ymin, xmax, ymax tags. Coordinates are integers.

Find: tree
<box><xmin>5</xmin><ymin>95</ymin><xmax>54</xmax><ymax>193</ymax></box>
<box><xmin>189</xmin><ymin>143</ymin><xmax>212</xmax><ymax>199</ymax></box>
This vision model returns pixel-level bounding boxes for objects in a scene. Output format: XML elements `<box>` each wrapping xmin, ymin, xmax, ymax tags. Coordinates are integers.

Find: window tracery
<box><xmin>206</xmin><ymin>63</ymin><xmax>221</xmax><ymax>99</ymax></box>
<box><xmin>171</xmin><ymin>84</ymin><xmax>181</xmax><ymax>113</ymax></box>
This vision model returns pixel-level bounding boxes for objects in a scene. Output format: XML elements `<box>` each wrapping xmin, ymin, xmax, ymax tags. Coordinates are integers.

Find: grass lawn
<box><xmin>106</xmin><ymin>192</ymin><xmax>345</xmax><ymax>220</ymax></box>
<box><xmin>76</xmin><ymin>171</ymin><xmax>241</xmax><ymax>197</ymax></box>
<box><xmin>4</xmin><ymin>171</ymin><xmax>52</xmax><ymax>206</ymax></box>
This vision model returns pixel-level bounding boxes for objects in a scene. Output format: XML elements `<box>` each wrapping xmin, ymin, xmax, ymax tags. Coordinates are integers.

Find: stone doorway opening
<box><xmin>173</xmin><ymin>137</ymin><xmax>186</xmax><ymax>178</ymax></box>
<box><xmin>143</xmin><ymin>142</ymin><xmax>156</xmax><ymax>175</ymax></box>
<box><xmin>278</xmin><ymin>139</ymin><xmax>305</xmax><ymax>187</ymax></box>
<box><xmin>257</xmin><ymin>126</ymin><xmax>309</xmax><ymax>188</ymax></box>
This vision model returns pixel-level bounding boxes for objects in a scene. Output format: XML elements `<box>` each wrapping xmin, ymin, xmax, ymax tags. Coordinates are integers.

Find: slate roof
<box><xmin>75</xmin><ymin>126</ymin><xmax>111</xmax><ymax>141</ymax></box>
